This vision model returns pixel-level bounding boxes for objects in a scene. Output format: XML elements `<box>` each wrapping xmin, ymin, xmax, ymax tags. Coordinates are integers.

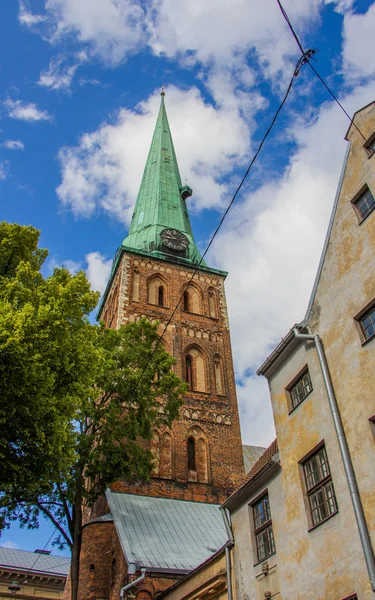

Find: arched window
<box><xmin>208</xmin><ymin>288</ymin><xmax>217</xmax><ymax>318</ymax></box>
<box><xmin>185</xmin><ymin>346</ymin><xmax>207</xmax><ymax>392</ymax></box>
<box><xmin>186</xmin><ymin>355</ymin><xmax>193</xmax><ymax>388</ymax></box>
<box><xmin>148</xmin><ymin>276</ymin><xmax>168</xmax><ymax>307</ymax></box>
<box><xmin>182</xmin><ymin>285</ymin><xmax>201</xmax><ymax>314</ymax></box>
<box><xmin>188</xmin><ymin>436</ymin><xmax>196</xmax><ymax>471</ymax></box>
<box><xmin>214</xmin><ymin>356</ymin><xmax>225</xmax><ymax>396</ymax></box>
<box><xmin>159</xmin><ymin>432</ymin><xmax>173</xmax><ymax>479</ymax></box>
<box><xmin>158</xmin><ymin>285</ymin><xmax>164</xmax><ymax>307</ymax></box>
<box><xmin>150</xmin><ymin>431</ymin><xmax>160</xmax><ymax>476</ymax></box>
<box><xmin>132</xmin><ymin>270</ymin><xmax>140</xmax><ymax>302</ymax></box>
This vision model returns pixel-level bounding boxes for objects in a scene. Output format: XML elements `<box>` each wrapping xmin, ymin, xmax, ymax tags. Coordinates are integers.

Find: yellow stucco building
<box><xmin>223</xmin><ymin>100</ymin><xmax>375</xmax><ymax>600</ymax></box>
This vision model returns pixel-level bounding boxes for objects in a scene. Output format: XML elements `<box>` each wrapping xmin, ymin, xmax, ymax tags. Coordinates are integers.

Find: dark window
<box><xmin>354</xmin><ymin>187</ymin><xmax>375</xmax><ymax>221</ymax></box>
<box><xmin>187</xmin><ymin>436</ymin><xmax>196</xmax><ymax>471</ymax></box>
<box><xmin>186</xmin><ymin>355</ymin><xmax>193</xmax><ymax>388</ymax></box>
<box><xmin>252</xmin><ymin>494</ymin><xmax>275</xmax><ymax>561</ymax></box>
<box><xmin>183</xmin><ymin>290</ymin><xmax>189</xmax><ymax>311</ymax></box>
<box><xmin>303</xmin><ymin>446</ymin><xmax>337</xmax><ymax>527</ymax></box>
<box><xmin>360</xmin><ymin>305</ymin><xmax>375</xmax><ymax>341</ymax></box>
<box><xmin>158</xmin><ymin>285</ymin><xmax>164</xmax><ymax>307</ymax></box>
<box><xmin>288</xmin><ymin>369</ymin><xmax>312</xmax><ymax>410</ymax></box>
<box><xmin>365</xmin><ymin>133</ymin><xmax>375</xmax><ymax>155</ymax></box>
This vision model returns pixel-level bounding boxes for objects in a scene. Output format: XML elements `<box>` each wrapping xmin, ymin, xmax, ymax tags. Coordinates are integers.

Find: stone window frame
<box><xmin>286</xmin><ymin>365</ymin><xmax>313</xmax><ymax>414</ymax></box>
<box><xmin>364</xmin><ymin>131</ymin><xmax>375</xmax><ymax>157</ymax></box>
<box><xmin>354</xmin><ymin>298</ymin><xmax>375</xmax><ymax>346</ymax></box>
<box><xmin>299</xmin><ymin>441</ymin><xmax>338</xmax><ymax>531</ymax></box>
<box><xmin>250</xmin><ymin>489</ymin><xmax>276</xmax><ymax>565</ymax></box>
<box><xmin>181</xmin><ymin>282</ymin><xmax>204</xmax><ymax>316</ymax></box>
<box><xmin>351</xmin><ymin>184</ymin><xmax>375</xmax><ymax>224</ymax></box>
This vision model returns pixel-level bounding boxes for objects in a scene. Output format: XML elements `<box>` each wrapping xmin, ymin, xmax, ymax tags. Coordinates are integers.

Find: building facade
<box><xmin>226</xmin><ymin>101</ymin><xmax>375</xmax><ymax>600</ymax></box>
<box><xmin>74</xmin><ymin>91</ymin><xmax>246</xmax><ymax>600</ymax></box>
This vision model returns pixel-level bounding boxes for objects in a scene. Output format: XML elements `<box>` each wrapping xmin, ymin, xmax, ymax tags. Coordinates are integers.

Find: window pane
<box><xmin>256</xmin><ymin>524</ymin><xmax>275</xmax><ymax>560</ymax></box>
<box><xmin>290</xmin><ymin>370</ymin><xmax>312</xmax><ymax>408</ymax></box>
<box><xmin>254</xmin><ymin>496</ymin><xmax>271</xmax><ymax>529</ymax></box>
<box><xmin>355</xmin><ymin>188</ymin><xmax>375</xmax><ymax>220</ymax></box>
<box><xmin>361</xmin><ymin>307</ymin><xmax>375</xmax><ymax>340</ymax></box>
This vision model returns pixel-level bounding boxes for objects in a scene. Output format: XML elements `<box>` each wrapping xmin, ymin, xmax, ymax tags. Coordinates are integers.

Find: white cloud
<box><xmin>0</xmin><ymin>162</ymin><xmax>9</xmax><ymax>180</ymax></box>
<box><xmin>19</xmin><ymin>1</ymin><xmax>47</xmax><ymax>26</ymax></box>
<box><xmin>56</xmin><ymin>85</ymin><xmax>251</xmax><ymax>222</ymax></box>
<box><xmin>2</xmin><ymin>140</ymin><xmax>24</xmax><ymax>150</ymax></box>
<box><xmin>48</xmin><ymin>256</ymin><xmax>82</xmax><ymax>274</ymax></box>
<box><xmin>208</xmin><ymin>82</ymin><xmax>375</xmax><ymax>444</ymax></box>
<box><xmin>341</xmin><ymin>2</ymin><xmax>375</xmax><ymax>80</ymax></box>
<box><xmin>1</xmin><ymin>540</ymin><xmax>19</xmax><ymax>549</ymax></box>
<box><xmin>85</xmin><ymin>252</ymin><xmax>112</xmax><ymax>294</ymax></box>
<box><xmin>38</xmin><ymin>51</ymin><xmax>87</xmax><ymax>92</ymax></box>
<box><xmin>4</xmin><ymin>99</ymin><xmax>52</xmax><ymax>122</ymax></box>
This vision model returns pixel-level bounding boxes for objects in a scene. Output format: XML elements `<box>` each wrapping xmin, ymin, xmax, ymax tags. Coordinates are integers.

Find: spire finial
<box><xmin>161</xmin><ymin>85</ymin><xmax>165</xmax><ymax>97</ymax></box>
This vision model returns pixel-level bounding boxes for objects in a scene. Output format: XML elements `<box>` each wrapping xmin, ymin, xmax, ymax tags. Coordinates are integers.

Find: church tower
<box><xmin>75</xmin><ymin>91</ymin><xmax>246</xmax><ymax>600</ymax></box>
<box><xmin>98</xmin><ymin>90</ymin><xmax>244</xmax><ymax>503</ymax></box>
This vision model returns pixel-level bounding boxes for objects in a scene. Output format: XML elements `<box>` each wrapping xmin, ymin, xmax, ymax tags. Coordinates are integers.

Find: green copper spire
<box><xmin>122</xmin><ymin>90</ymin><xmax>207</xmax><ymax>267</ymax></box>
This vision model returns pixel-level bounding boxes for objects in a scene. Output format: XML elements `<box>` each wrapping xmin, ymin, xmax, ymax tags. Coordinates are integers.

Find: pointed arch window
<box><xmin>185</xmin><ymin>355</ymin><xmax>193</xmax><ymax>388</ymax></box>
<box><xmin>185</xmin><ymin>347</ymin><xmax>207</xmax><ymax>392</ymax></box>
<box><xmin>158</xmin><ymin>285</ymin><xmax>164</xmax><ymax>307</ymax></box>
<box><xmin>182</xmin><ymin>285</ymin><xmax>201</xmax><ymax>314</ymax></box>
<box><xmin>208</xmin><ymin>288</ymin><xmax>217</xmax><ymax>318</ymax></box>
<box><xmin>214</xmin><ymin>356</ymin><xmax>225</xmax><ymax>396</ymax></box>
<box><xmin>187</xmin><ymin>436</ymin><xmax>196</xmax><ymax>471</ymax></box>
<box><xmin>183</xmin><ymin>290</ymin><xmax>189</xmax><ymax>312</ymax></box>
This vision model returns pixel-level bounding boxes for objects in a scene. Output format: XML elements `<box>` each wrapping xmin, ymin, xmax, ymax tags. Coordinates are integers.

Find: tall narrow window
<box><xmin>183</xmin><ymin>290</ymin><xmax>189</xmax><ymax>312</ymax></box>
<box><xmin>208</xmin><ymin>289</ymin><xmax>217</xmax><ymax>318</ymax></box>
<box><xmin>252</xmin><ymin>494</ymin><xmax>275</xmax><ymax>561</ymax></box>
<box><xmin>158</xmin><ymin>285</ymin><xmax>164</xmax><ymax>307</ymax></box>
<box><xmin>188</xmin><ymin>436</ymin><xmax>196</xmax><ymax>471</ymax></box>
<box><xmin>132</xmin><ymin>270</ymin><xmax>140</xmax><ymax>301</ymax></box>
<box><xmin>214</xmin><ymin>357</ymin><xmax>224</xmax><ymax>395</ymax></box>
<box><xmin>186</xmin><ymin>356</ymin><xmax>193</xmax><ymax>388</ymax></box>
<box><xmin>303</xmin><ymin>445</ymin><xmax>338</xmax><ymax>527</ymax></box>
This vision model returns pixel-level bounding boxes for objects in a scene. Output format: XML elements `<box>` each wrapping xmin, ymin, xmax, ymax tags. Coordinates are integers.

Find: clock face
<box><xmin>160</xmin><ymin>229</ymin><xmax>189</xmax><ymax>251</ymax></box>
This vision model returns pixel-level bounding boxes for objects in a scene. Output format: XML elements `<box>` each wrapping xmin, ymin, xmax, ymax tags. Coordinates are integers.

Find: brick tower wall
<box><xmin>99</xmin><ymin>251</ymin><xmax>244</xmax><ymax>504</ymax></box>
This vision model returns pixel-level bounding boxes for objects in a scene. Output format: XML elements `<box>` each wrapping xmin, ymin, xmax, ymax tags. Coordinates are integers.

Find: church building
<box><xmin>74</xmin><ymin>90</ymin><xmax>250</xmax><ymax>600</ymax></box>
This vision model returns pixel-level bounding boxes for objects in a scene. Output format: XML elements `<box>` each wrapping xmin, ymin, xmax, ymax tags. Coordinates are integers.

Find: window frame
<box><xmin>351</xmin><ymin>185</ymin><xmax>375</xmax><ymax>224</ymax></box>
<box><xmin>251</xmin><ymin>492</ymin><xmax>276</xmax><ymax>563</ymax></box>
<box><xmin>354</xmin><ymin>298</ymin><xmax>375</xmax><ymax>345</ymax></box>
<box><xmin>300</xmin><ymin>443</ymin><xmax>338</xmax><ymax>530</ymax></box>
<box><xmin>286</xmin><ymin>365</ymin><xmax>313</xmax><ymax>413</ymax></box>
<box><xmin>364</xmin><ymin>132</ymin><xmax>375</xmax><ymax>157</ymax></box>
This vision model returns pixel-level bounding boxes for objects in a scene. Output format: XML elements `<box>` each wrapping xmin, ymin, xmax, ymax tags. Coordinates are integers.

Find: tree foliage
<box><xmin>0</xmin><ymin>222</ymin><xmax>186</xmax><ymax>600</ymax></box>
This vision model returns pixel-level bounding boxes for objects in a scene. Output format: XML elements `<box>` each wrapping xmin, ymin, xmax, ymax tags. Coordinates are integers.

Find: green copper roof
<box><xmin>122</xmin><ymin>92</ymin><xmax>207</xmax><ymax>267</ymax></box>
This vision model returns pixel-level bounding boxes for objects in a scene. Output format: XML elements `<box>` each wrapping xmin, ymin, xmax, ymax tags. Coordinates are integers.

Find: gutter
<box><xmin>293</xmin><ymin>327</ymin><xmax>375</xmax><ymax>592</ymax></box>
<box><xmin>220</xmin><ymin>507</ymin><xmax>234</xmax><ymax>600</ymax></box>
<box><xmin>120</xmin><ymin>567</ymin><xmax>146</xmax><ymax>600</ymax></box>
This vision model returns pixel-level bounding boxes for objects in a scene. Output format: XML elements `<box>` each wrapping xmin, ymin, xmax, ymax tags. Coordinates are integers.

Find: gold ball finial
<box><xmin>161</xmin><ymin>85</ymin><xmax>165</xmax><ymax>97</ymax></box>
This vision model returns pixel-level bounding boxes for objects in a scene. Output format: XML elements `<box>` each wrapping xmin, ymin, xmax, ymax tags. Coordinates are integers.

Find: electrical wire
<box><xmin>21</xmin><ymin>527</ymin><xmax>58</xmax><ymax>584</ymax></box>
<box><xmin>136</xmin><ymin>55</ymin><xmax>305</xmax><ymax>387</ymax></box>
<box><xmin>276</xmin><ymin>0</ymin><xmax>367</xmax><ymax>142</ymax></box>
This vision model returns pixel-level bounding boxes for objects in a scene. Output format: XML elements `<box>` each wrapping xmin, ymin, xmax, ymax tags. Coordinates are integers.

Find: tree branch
<box><xmin>35</xmin><ymin>499</ymin><xmax>73</xmax><ymax>549</ymax></box>
<box><xmin>57</xmin><ymin>483</ymin><xmax>73</xmax><ymax>535</ymax></box>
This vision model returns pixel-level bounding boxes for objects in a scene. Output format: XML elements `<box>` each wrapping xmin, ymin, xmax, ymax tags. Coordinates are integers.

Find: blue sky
<box><xmin>1</xmin><ymin>0</ymin><xmax>375</xmax><ymax>555</ymax></box>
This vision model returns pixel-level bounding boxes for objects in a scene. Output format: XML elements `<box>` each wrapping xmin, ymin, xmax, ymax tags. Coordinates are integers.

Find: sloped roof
<box><xmin>106</xmin><ymin>491</ymin><xmax>228</xmax><ymax>574</ymax></box>
<box><xmin>222</xmin><ymin>439</ymin><xmax>279</xmax><ymax>510</ymax></box>
<box><xmin>0</xmin><ymin>547</ymin><xmax>70</xmax><ymax>577</ymax></box>
<box><xmin>242</xmin><ymin>444</ymin><xmax>266</xmax><ymax>473</ymax></box>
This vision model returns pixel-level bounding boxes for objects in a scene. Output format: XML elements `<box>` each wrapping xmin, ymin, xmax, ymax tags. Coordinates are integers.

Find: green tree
<box><xmin>0</xmin><ymin>222</ymin><xmax>186</xmax><ymax>600</ymax></box>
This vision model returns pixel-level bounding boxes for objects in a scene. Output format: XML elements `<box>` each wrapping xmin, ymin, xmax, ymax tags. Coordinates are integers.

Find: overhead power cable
<box><xmin>276</xmin><ymin>0</ymin><xmax>367</xmax><ymax>142</ymax></box>
<box><xmin>136</xmin><ymin>54</ymin><xmax>307</xmax><ymax>387</ymax></box>
<box><xmin>21</xmin><ymin>527</ymin><xmax>57</xmax><ymax>585</ymax></box>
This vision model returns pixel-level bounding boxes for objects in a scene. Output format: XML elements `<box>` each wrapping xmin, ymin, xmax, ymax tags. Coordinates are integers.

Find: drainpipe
<box><xmin>120</xmin><ymin>567</ymin><xmax>147</xmax><ymax>600</ymax></box>
<box><xmin>220</xmin><ymin>507</ymin><xmax>234</xmax><ymax>600</ymax></box>
<box><xmin>293</xmin><ymin>328</ymin><xmax>375</xmax><ymax>591</ymax></box>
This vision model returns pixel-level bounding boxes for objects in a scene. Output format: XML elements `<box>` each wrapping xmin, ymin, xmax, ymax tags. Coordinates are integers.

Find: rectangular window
<box><xmin>365</xmin><ymin>133</ymin><xmax>375</xmax><ymax>155</ymax></box>
<box><xmin>360</xmin><ymin>305</ymin><xmax>375</xmax><ymax>341</ymax></box>
<box><xmin>303</xmin><ymin>446</ymin><xmax>338</xmax><ymax>527</ymax></box>
<box><xmin>252</xmin><ymin>494</ymin><xmax>276</xmax><ymax>561</ymax></box>
<box><xmin>354</xmin><ymin>187</ymin><xmax>375</xmax><ymax>221</ymax></box>
<box><xmin>287</xmin><ymin>367</ymin><xmax>313</xmax><ymax>411</ymax></box>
